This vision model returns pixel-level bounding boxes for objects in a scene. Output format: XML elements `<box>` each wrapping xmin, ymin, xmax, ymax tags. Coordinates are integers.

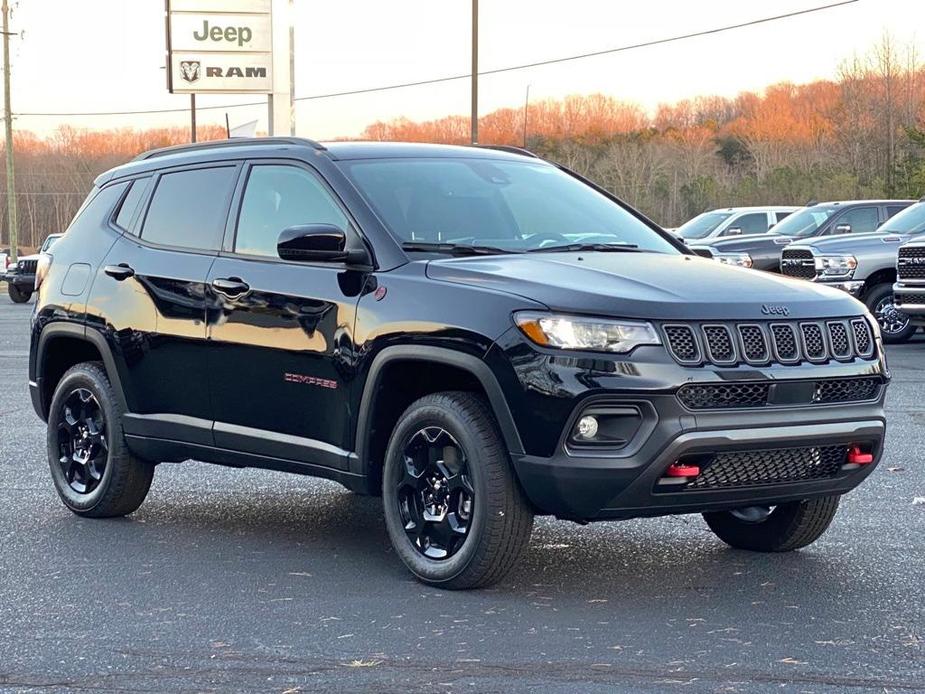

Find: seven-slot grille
<box><xmin>662</xmin><ymin>319</ymin><xmax>874</xmax><ymax>367</ymax></box>
<box><xmin>780</xmin><ymin>248</ymin><xmax>817</xmax><ymax>279</ymax></box>
<box><xmin>683</xmin><ymin>445</ymin><xmax>848</xmax><ymax>490</ymax></box>
<box><xmin>676</xmin><ymin>376</ymin><xmax>881</xmax><ymax>410</ymax></box>
<box><xmin>896</xmin><ymin>292</ymin><xmax>925</xmax><ymax>307</ymax></box>
<box><xmin>897</xmin><ymin>246</ymin><xmax>925</xmax><ymax>280</ymax></box>
<box><xmin>17</xmin><ymin>258</ymin><xmax>37</xmax><ymax>274</ymax></box>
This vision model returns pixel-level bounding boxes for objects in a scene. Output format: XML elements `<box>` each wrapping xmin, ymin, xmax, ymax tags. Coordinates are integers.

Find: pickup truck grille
<box><xmin>780</xmin><ymin>248</ymin><xmax>816</xmax><ymax>279</ymax></box>
<box><xmin>684</xmin><ymin>445</ymin><xmax>848</xmax><ymax>490</ymax></box>
<box><xmin>895</xmin><ymin>292</ymin><xmax>925</xmax><ymax>307</ymax></box>
<box><xmin>17</xmin><ymin>258</ymin><xmax>37</xmax><ymax>274</ymax></box>
<box><xmin>897</xmin><ymin>246</ymin><xmax>925</xmax><ymax>280</ymax></box>
<box><xmin>676</xmin><ymin>376</ymin><xmax>881</xmax><ymax>410</ymax></box>
<box><xmin>662</xmin><ymin>319</ymin><xmax>875</xmax><ymax>367</ymax></box>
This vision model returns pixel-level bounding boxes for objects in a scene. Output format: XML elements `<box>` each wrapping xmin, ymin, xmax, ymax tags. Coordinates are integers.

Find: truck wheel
<box><xmin>382</xmin><ymin>391</ymin><xmax>534</xmax><ymax>589</ymax></box>
<box><xmin>703</xmin><ymin>496</ymin><xmax>839</xmax><ymax>552</ymax></box>
<box><xmin>8</xmin><ymin>284</ymin><xmax>31</xmax><ymax>303</ymax></box>
<box><xmin>47</xmin><ymin>362</ymin><xmax>154</xmax><ymax>518</ymax></box>
<box><xmin>865</xmin><ymin>284</ymin><xmax>915</xmax><ymax>344</ymax></box>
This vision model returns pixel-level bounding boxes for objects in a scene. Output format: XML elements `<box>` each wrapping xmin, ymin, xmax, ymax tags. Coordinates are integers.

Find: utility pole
<box><xmin>470</xmin><ymin>0</ymin><xmax>478</xmax><ymax>145</ymax></box>
<box><xmin>2</xmin><ymin>0</ymin><xmax>16</xmax><ymax>262</ymax></box>
<box><xmin>190</xmin><ymin>94</ymin><xmax>197</xmax><ymax>143</ymax></box>
<box><xmin>289</xmin><ymin>0</ymin><xmax>295</xmax><ymax>135</ymax></box>
<box><xmin>523</xmin><ymin>84</ymin><xmax>530</xmax><ymax>149</ymax></box>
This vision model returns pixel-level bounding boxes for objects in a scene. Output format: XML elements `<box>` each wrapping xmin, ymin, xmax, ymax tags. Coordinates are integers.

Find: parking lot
<box><xmin>0</xmin><ymin>294</ymin><xmax>922</xmax><ymax>693</ymax></box>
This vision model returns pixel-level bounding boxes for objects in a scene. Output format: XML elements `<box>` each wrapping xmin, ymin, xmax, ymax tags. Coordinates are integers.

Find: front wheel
<box><xmin>382</xmin><ymin>391</ymin><xmax>534</xmax><ymax>589</ymax></box>
<box><xmin>865</xmin><ymin>283</ymin><xmax>915</xmax><ymax>344</ymax></box>
<box><xmin>703</xmin><ymin>496</ymin><xmax>839</xmax><ymax>552</ymax></box>
<box><xmin>8</xmin><ymin>284</ymin><xmax>31</xmax><ymax>303</ymax></box>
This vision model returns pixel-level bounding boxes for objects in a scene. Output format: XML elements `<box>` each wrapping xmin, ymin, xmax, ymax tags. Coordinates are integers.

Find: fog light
<box><xmin>576</xmin><ymin>415</ymin><xmax>599</xmax><ymax>440</ymax></box>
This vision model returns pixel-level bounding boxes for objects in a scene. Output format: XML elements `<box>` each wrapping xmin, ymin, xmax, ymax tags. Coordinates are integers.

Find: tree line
<box><xmin>0</xmin><ymin>36</ymin><xmax>922</xmax><ymax>250</ymax></box>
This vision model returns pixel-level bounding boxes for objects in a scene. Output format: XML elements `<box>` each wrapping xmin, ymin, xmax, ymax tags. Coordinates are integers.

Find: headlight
<box><xmin>514</xmin><ymin>312</ymin><xmax>661</xmax><ymax>353</ymax></box>
<box><xmin>713</xmin><ymin>252</ymin><xmax>753</xmax><ymax>268</ymax></box>
<box><xmin>815</xmin><ymin>255</ymin><xmax>857</xmax><ymax>277</ymax></box>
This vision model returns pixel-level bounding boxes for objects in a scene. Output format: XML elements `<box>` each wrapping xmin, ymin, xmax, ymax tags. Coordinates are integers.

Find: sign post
<box><xmin>166</xmin><ymin>0</ymin><xmax>291</xmax><ymax>134</ymax></box>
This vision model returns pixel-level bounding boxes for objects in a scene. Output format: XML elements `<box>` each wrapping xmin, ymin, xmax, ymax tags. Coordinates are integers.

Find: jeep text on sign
<box><xmin>169</xmin><ymin>13</ymin><xmax>272</xmax><ymax>53</ymax></box>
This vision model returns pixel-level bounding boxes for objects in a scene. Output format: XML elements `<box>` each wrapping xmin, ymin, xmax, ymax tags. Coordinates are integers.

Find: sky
<box><xmin>6</xmin><ymin>0</ymin><xmax>924</xmax><ymax>139</ymax></box>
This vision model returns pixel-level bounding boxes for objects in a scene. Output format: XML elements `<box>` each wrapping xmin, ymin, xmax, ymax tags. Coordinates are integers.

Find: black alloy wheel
<box><xmin>396</xmin><ymin>426</ymin><xmax>474</xmax><ymax>560</ymax></box>
<box><xmin>56</xmin><ymin>388</ymin><xmax>109</xmax><ymax>494</ymax></box>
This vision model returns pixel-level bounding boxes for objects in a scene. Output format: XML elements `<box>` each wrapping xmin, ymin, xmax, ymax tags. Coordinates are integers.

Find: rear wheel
<box><xmin>8</xmin><ymin>284</ymin><xmax>31</xmax><ymax>303</ymax></box>
<box><xmin>382</xmin><ymin>392</ymin><xmax>534</xmax><ymax>589</ymax></box>
<box><xmin>703</xmin><ymin>496</ymin><xmax>839</xmax><ymax>552</ymax></box>
<box><xmin>865</xmin><ymin>283</ymin><xmax>915</xmax><ymax>344</ymax></box>
<box><xmin>47</xmin><ymin>362</ymin><xmax>154</xmax><ymax>517</ymax></box>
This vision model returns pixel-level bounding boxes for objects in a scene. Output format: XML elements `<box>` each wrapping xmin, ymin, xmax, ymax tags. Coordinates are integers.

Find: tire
<box><xmin>865</xmin><ymin>283</ymin><xmax>915</xmax><ymax>344</ymax></box>
<box><xmin>8</xmin><ymin>284</ymin><xmax>31</xmax><ymax>303</ymax></box>
<box><xmin>703</xmin><ymin>496</ymin><xmax>839</xmax><ymax>552</ymax></box>
<box><xmin>47</xmin><ymin>361</ymin><xmax>154</xmax><ymax>518</ymax></box>
<box><xmin>382</xmin><ymin>391</ymin><xmax>534</xmax><ymax>589</ymax></box>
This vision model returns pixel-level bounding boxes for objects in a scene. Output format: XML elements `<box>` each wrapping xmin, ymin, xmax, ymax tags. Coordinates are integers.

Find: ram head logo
<box><xmin>179</xmin><ymin>61</ymin><xmax>201</xmax><ymax>83</ymax></box>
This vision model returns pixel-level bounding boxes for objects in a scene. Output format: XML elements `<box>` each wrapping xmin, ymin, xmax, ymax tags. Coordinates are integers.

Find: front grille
<box><xmin>897</xmin><ymin>246</ymin><xmax>925</xmax><ymax>280</ymax></box>
<box><xmin>770</xmin><ymin>324</ymin><xmax>799</xmax><ymax>362</ymax></box>
<box><xmin>895</xmin><ymin>293</ymin><xmax>925</xmax><ymax>307</ymax></box>
<box><xmin>851</xmin><ymin>318</ymin><xmax>873</xmax><ymax>357</ymax></box>
<box><xmin>800</xmin><ymin>323</ymin><xmax>827</xmax><ymax>361</ymax></box>
<box><xmin>702</xmin><ymin>325</ymin><xmax>736</xmax><ymax>364</ymax></box>
<box><xmin>18</xmin><ymin>259</ymin><xmax>37</xmax><ymax>274</ymax></box>
<box><xmin>685</xmin><ymin>445</ymin><xmax>847</xmax><ymax>490</ymax></box>
<box><xmin>780</xmin><ymin>248</ymin><xmax>817</xmax><ymax>279</ymax></box>
<box><xmin>827</xmin><ymin>321</ymin><xmax>851</xmax><ymax>359</ymax></box>
<box><xmin>677</xmin><ymin>376</ymin><xmax>881</xmax><ymax>410</ymax></box>
<box><xmin>813</xmin><ymin>377</ymin><xmax>880</xmax><ymax>404</ymax></box>
<box><xmin>663</xmin><ymin>324</ymin><xmax>700</xmax><ymax>363</ymax></box>
<box><xmin>738</xmin><ymin>324</ymin><xmax>769</xmax><ymax>363</ymax></box>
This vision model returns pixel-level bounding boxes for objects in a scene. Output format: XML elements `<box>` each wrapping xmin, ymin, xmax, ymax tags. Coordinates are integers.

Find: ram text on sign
<box><xmin>169</xmin><ymin>12</ymin><xmax>272</xmax><ymax>53</ymax></box>
<box><xmin>169</xmin><ymin>52</ymin><xmax>272</xmax><ymax>94</ymax></box>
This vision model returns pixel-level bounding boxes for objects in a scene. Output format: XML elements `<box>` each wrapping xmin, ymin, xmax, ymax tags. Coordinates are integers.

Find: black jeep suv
<box><xmin>30</xmin><ymin>138</ymin><xmax>888</xmax><ymax>589</ymax></box>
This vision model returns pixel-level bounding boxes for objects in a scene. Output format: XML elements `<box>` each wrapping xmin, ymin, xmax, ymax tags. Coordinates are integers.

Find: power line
<box><xmin>14</xmin><ymin>0</ymin><xmax>857</xmax><ymax>118</ymax></box>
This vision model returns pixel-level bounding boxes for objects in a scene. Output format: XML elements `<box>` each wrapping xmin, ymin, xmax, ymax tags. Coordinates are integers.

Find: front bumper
<box><xmin>815</xmin><ymin>279</ymin><xmax>865</xmax><ymax>296</ymax></box>
<box><xmin>893</xmin><ymin>282</ymin><xmax>925</xmax><ymax>324</ymax></box>
<box><xmin>3</xmin><ymin>271</ymin><xmax>35</xmax><ymax>288</ymax></box>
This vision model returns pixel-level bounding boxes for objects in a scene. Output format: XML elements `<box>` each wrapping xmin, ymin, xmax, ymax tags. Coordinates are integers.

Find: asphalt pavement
<box><xmin>0</xmin><ymin>293</ymin><xmax>923</xmax><ymax>693</ymax></box>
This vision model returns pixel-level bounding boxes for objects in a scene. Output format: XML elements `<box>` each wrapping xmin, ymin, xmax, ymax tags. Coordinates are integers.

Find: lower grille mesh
<box><xmin>677</xmin><ymin>377</ymin><xmax>881</xmax><ymax>410</ymax></box>
<box><xmin>896</xmin><ymin>293</ymin><xmax>925</xmax><ymax>306</ymax></box>
<box><xmin>686</xmin><ymin>445</ymin><xmax>847</xmax><ymax>489</ymax></box>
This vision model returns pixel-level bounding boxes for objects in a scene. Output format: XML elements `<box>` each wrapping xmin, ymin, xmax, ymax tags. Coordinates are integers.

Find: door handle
<box><xmin>211</xmin><ymin>277</ymin><xmax>250</xmax><ymax>297</ymax></box>
<box><xmin>103</xmin><ymin>263</ymin><xmax>135</xmax><ymax>281</ymax></box>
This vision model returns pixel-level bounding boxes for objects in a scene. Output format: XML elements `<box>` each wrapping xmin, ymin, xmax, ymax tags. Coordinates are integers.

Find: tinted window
<box><xmin>775</xmin><ymin>211</ymin><xmax>792</xmax><ymax>223</ymax></box>
<box><xmin>235</xmin><ymin>165</ymin><xmax>348</xmax><ymax>257</ymax></box>
<box><xmin>729</xmin><ymin>212</ymin><xmax>768</xmax><ymax>235</ymax></box>
<box><xmin>771</xmin><ymin>206</ymin><xmax>838</xmax><ymax>238</ymax></box>
<box><xmin>114</xmin><ymin>177</ymin><xmax>150</xmax><ymax>232</ymax></box>
<box><xmin>65</xmin><ymin>182</ymin><xmax>128</xmax><ymax>236</ymax></box>
<box><xmin>886</xmin><ymin>205</ymin><xmax>908</xmax><ymax>219</ymax></box>
<box><xmin>343</xmin><ymin>158</ymin><xmax>678</xmax><ymax>254</ymax></box>
<box><xmin>677</xmin><ymin>211</ymin><xmax>733</xmax><ymax>240</ymax></box>
<box><xmin>140</xmin><ymin>167</ymin><xmax>236</xmax><ymax>250</ymax></box>
<box><xmin>836</xmin><ymin>207</ymin><xmax>878</xmax><ymax>234</ymax></box>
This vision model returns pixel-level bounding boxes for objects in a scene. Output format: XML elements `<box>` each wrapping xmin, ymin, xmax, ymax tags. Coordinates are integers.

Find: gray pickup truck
<box><xmin>780</xmin><ymin>200</ymin><xmax>925</xmax><ymax>343</ymax></box>
<box><xmin>894</xmin><ymin>235</ymin><xmax>925</xmax><ymax>329</ymax></box>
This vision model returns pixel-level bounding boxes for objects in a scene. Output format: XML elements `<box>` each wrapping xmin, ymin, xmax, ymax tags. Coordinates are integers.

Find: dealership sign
<box><xmin>167</xmin><ymin>0</ymin><xmax>273</xmax><ymax>94</ymax></box>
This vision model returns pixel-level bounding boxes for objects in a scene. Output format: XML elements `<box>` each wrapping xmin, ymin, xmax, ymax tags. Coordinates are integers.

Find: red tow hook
<box><xmin>847</xmin><ymin>446</ymin><xmax>873</xmax><ymax>465</ymax></box>
<box><xmin>665</xmin><ymin>462</ymin><xmax>701</xmax><ymax>478</ymax></box>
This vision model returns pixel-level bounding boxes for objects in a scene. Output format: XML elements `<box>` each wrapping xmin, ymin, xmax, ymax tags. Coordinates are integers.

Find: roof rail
<box><xmin>805</xmin><ymin>199</ymin><xmax>818</xmax><ymax>206</ymax></box>
<box><xmin>133</xmin><ymin>136</ymin><xmax>327</xmax><ymax>161</ymax></box>
<box><xmin>473</xmin><ymin>144</ymin><xmax>540</xmax><ymax>159</ymax></box>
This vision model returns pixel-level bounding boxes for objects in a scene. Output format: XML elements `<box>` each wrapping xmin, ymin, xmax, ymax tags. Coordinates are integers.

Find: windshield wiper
<box><xmin>401</xmin><ymin>242</ymin><xmax>522</xmax><ymax>256</ymax></box>
<box><xmin>526</xmin><ymin>243</ymin><xmax>640</xmax><ymax>253</ymax></box>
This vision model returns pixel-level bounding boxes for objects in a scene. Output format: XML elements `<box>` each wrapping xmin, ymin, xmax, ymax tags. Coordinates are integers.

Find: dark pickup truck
<box><xmin>691</xmin><ymin>201</ymin><xmax>914</xmax><ymax>271</ymax></box>
<box><xmin>28</xmin><ymin>138</ymin><xmax>889</xmax><ymax>589</ymax></box>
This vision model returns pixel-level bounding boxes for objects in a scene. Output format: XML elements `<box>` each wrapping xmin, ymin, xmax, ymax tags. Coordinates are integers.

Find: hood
<box><xmin>788</xmin><ymin>232</ymin><xmax>909</xmax><ymax>253</ymax></box>
<box><xmin>698</xmin><ymin>234</ymin><xmax>793</xmax><ymax>252</ymax></box>
<box><xmin>425</xmin><ymin>252</ymin><xmax>864</xmax><ymax>321</ymax></box>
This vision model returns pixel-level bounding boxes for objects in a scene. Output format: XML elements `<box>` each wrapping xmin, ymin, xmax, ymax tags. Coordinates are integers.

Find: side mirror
<box><xmin>725</xmin><ymin>227</ymin><xmax>743</xmax><ymax>236</ymax></box>
<box><xmin>834</xmin><ymin>223</ymin><xmax>852</xmax><ymax>234</ymax></box>
<box><xmin>277</xmin><ymin>224</ymin><xmax>368</xmax><ymax>264</ymax></box>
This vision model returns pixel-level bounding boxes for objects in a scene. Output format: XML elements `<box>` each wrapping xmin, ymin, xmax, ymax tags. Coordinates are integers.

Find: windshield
<box><xmin>771</xmin><ymin>206</ymin><xmax>837</xmax><ymax>238</ymax></box>
<box><xmin>677</xmin><ymin>211</ymin><xmax>733</xmax><ymax>240</ymax></box>
<box><xmin>882</xmin><ymin>202</ymin><xmax>925</xmax><ymax>235</ymax></box>
<box><xmin>339</xmin><ymin>158</ymin><xmax>679</xmax><ymax>254</ymax></box>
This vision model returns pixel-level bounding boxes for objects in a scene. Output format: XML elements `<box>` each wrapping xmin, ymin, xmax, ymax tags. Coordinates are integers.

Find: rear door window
<box><xmin>775</xmin><ymin>211</ymin><xmax>792</xmax><ymax>223</ymax></box>
<box><xmin>140</xmin><ymin>167</ymin><xmax>237</xmax><ymax>250</ymax></box>
<box><xmin>114</xmin><ymin>177</ymin><xmax>151</xmax><ymax>232</ymax></box>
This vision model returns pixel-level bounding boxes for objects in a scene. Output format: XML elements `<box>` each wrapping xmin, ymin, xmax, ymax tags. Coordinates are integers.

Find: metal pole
<box><xmin>289</xmin><ymin>0</ymin><xmax>295</xmax><ymax>135</ymax></box>
<box><xmin>2</xmin><ymin>0</ymin><xmax>16</xmax><ymax>262</ymax></box>
<box><xmin>523</xmin><ymin>84</ymin><xmax>530</xmax><ymax>148</ymax></box>
<box><xmin>470</xmin><ymin>0</ymin><xmax>478</xmax><ymax>145</ymax></box>
<box><xmin>190</xmin><ymin>93</ymin><xmax>197</xmax><ymax>143</ymax></box>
